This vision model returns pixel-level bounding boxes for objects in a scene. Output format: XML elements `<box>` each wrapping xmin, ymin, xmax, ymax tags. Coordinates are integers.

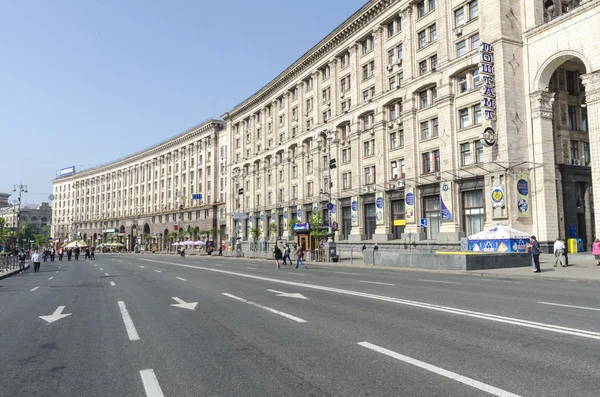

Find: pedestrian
<box><xmin>529</xmin><ymin>235</ymin><xmax>541</xmax><ymax>273</ymax></box>
<box><xmin>58</xmin><ymin>247</ymin><xmax>64</xmax><ymax>261</ymax></box>
<box><xmin>43</xmin><ymin>249</ymin><xmax>48</xmax><ymax>262</ymax></box>
<box><xmin>218</xmin><ymin>246</ymin><xmax>223</xmax><ymax>256</ymax></box>
<box><xmin>90</xmin><ymin>247</ymin><xmax>95</xmax><ymax>260</ymax></box>
<box><xmin>282</xmin><ymin>244</ymin><xmax>293</xmax><ymax>266</ymax></box>
<box><xmin>274</xmin><ymin>244</ymin><xmax>283</xmax><ymax>269</ymax></box>
<box><xmin>74</xmin><ymin>247</ymin><xmax>80</xmax><ymax>261</ymax></box>
<box><xmin>84</xmin><ymin>247</ymin><xmax>90</xmax><ymax>260</ymax></box>
<box><xmin>362</xmin><ymin>243</ymin><xmax>367</xmax><ymax>252</ymax></box>
<box><xmin>31</xmin><ymin>250</ymin><xmax>42</xmax><ymax>272</ymax></box>
<box><xmin>50</xmin><ymin>248</ymin><xmax>55</xmax><ymax>262</ymax></box>
<box><xmin>18</xmin><ymin>249</ymin><xmax>27</xmax><ymax>273</ymax></box>
<box><xmin>592</xmin><ymin>238</ymin><xmax>600</xmax><ymax>266</ymax></box>
<box><xmin>67</xmin><ymin>248</ymin><xmax>72</xmax><ymax>261</ymax></box>
<box><xmin>553</xmin><ymin>239</ymin><xmax>566</xmax><ymax>267</ymax></box>
<box><xmin>295</xmin><ymin>245</ymin><xmax>306</xmax><ymax>269</ymax></box>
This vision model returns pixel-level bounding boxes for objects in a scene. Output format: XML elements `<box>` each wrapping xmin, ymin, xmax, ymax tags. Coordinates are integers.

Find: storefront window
<box><xmin>342</xmin><ymin>206</ymin><xmax>352</xmax><ymax>240</ymax></box>
<box><xmin>365</xmin><ymin>203</ymin><xmax>376</xmax><ymax>240</ymax></box>
<box><xmin>391</xmin><ymin>200</ymin><xmax>405</xmax><ymax>239</ymax></box>
<box><xmin>423</xmin><ymin>196</ymin><xmax>440</xmax><ymax>239</ymax></box>
<box><xmin>463</xmin><ymin>190</ymin><xmax>484</xmax><ymax>236</ymax></box>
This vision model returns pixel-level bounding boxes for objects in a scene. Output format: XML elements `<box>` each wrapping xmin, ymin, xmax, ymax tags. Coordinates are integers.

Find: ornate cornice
<box><xmin>581</xmin><ymin>71</ymin><xmax>600</xmax><ymax>103</ymax></box>
<box><xmin>223</xmin><ymin>0</ymin><xmax>398</xmax><ymax>120</ymax></box>
<box><xmin>530</xmin><ymin>90</ymin><xmax>555</xmax><ymax>119</ymax></box>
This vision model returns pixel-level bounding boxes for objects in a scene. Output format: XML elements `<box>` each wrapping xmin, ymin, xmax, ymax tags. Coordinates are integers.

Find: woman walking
<box><xmin>274</xmin><ymin>244</ymin><xmax>283</xmax><ymax>269</ymax></box>
<box><xmin>295</xmin><ymin>246</ymin><xmax>306</xmax><ymax>269</ymax></box>
<box><xmin>592</xmin><ymin>238</ymin><xmax>600</xmax><ymax>266</ymax></box>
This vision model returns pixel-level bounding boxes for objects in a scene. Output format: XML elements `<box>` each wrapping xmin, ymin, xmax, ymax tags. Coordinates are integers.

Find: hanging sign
<box><xmin>516</xmin><ymin>174</ymin><xmax>530</xmax><ymax>218</ymax></box>
<box><xmin>351</xmin><ymin>196</ymin><xmax>359</xmax><ymax>226</ymax></box>
<box><xmin>491</xmin><ymin>186</ymin><xmax>505</xmax><ymax>208</ymax></box>
<box><xmin>405</xmin><ymin>187</ymin><xmax>415</xmax><ymax>223</ymax></box>
<box><xmin>375</xmin><ymin>192</ymin><xmax>384</xmax><ymax>225</ymax></box>
<box><xmin>297</xmin><ymin>205</ymin><xmax>302</xmax><ymax>221</ymax></box>
<box><xmin>440</xmin><ymin>182</ymin><xmax>453</xmax><ymax>221</ymax></box>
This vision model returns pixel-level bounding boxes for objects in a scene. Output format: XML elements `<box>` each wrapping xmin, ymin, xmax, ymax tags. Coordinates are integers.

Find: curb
<box><xmin>0</xmin><ymin>264</ymin><xmax>31</xmax><ymax>280</ymax></box>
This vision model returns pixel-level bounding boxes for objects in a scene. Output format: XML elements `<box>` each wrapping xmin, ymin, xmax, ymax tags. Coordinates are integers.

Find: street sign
<box><xmin>231</xmin><ymin>212</ymin><xmax>248</xmax><ymax>220</ymax></box>
<box><xmin>192</xmin><ymin>194</ymin><xmax>202</xmax><ymax>200</ymax></box>
<box><xmin>420</xmin><ymin>218</ymin><xmax>429</xmax><ymax>228</ymax></box>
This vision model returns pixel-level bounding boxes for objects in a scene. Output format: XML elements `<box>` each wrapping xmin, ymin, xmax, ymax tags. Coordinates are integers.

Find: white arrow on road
<box><xmin>267</xmin><ymin>289</ymin><xmax>309</xmax><ymax>300</ymax></box>
<box><xmin>40</xmin><ymin>306</ymin><xmax>72</xmax><ymax>324</ymax></box>
<box><xmin>170</xmin><ymin>297</ymin><xmax>198</xmax><ymax>310</ymax></box>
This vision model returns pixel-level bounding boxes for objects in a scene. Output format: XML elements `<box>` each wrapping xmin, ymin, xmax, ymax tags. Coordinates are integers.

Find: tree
<box><xmin>190</xmin><ymin>226</ymin><xmax>199</xmax><ymax>240</ymax></box>
<box><xmin>286</xmin><ymin>217</ymin><xmax>298</xmax><ymax>232</ymax></box>
<box><xmin>268</xmin><ymin>222</ymin><xmax>278</xmax><ymax>239</ymax></box>
<box><xmin>249</xmin><ymin>227</ymin><xmax>261</xmax><ymax>240</ymax></box>
<box><xmin>309</xmin><ymin>212</ymin><xmax>328</xmax><ymax>240</ymax></box>
<box><xmin>210</xmin><ymin>227</ymin><xmax>218</xmax><ymax>240</ymax></box>
<box><xmin>143</xmin><ymin>233</ymin><xmax>153</xmax><ymax>249</ymax></box>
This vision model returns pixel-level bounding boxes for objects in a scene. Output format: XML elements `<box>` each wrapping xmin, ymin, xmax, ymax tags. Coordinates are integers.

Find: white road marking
<box><xmin>267</xmin><ymin>289</ymin><xmax>309</xmax><ymax>299</ymax></box>
<box><xmin>105</xmin><ymin>273</ymin><xmax>110</xmax><ymax>276</ymax></box>
<box><xmin>48</xmin><ymin>277</ymin><xmax>53</xmax><ymax>280</ymax></box>
<box><xmin>358</xmin><ymin>342</ymin><xmax>521</xmax><ymax>397</ymax></box>
<box><xmin>117</xmin><ymin>301</ymin><xmax>140</xmax><ymax>341</ymax></box>
<box><xmin>176</xmin><ymin>277</ymin><xmax>187</xmax><ymax>281</ymax></box>
<box><xmin>119</xmin><ymin>260</ymin><xmax>123</xmax><ymax>263</ymax></box>
<box><xmin>418</xmin><ymin>279</ymin><xmax>462</xmax><ymax>285</ymax></box>
<box><xmin>288</xmin><ymin>272</ymin><xmax>308</xmax><ymax>276</ymax></box>
<box><xmin>110</xmin><ymin>281</ymin><xmax>116</xmax><ymax>286</ymax></box>
<box><xmin>246</xmin><ymin>267</ymin><xmax>256</xmax><ymax>270</ymax></box>
<box><xmin>359</xmin><ymin>280</ymin><xmax>395</xmax><ymax>286</ymax></box>
<box><xmin>139</xmin><ymin>369</ymin><xmax>165</xmax><ymax>397</ymax></box>
<box><xmin>99</xmin><ymin>268</ymin><xmax>103</xmax><ymax>270</ymax></box>
<box><xmin>140</xmin><ymin>266</ymin><xmax>145</xmax><ymax>268</ymax></box>
<box><xmin>137</xmin><ymin>258</ymin><xmax>600</xmax><ymax>340</ymax></box>
<box><xmin>30</xmin><ymin>286</ymin><xmax>39</xmax><ymax>291</ymax></box>
<box><xmin>223</xmin><ymin>293</ymin><xmax>307</xmax><ymax>323</ymax></box>
<box><xmin>538</xmin><ymin>302</ymin><xmax>600</xmax><ymax>312</ymax></box>
<box><xmin>56</xmin><ymin>271</ymin><xmax>59</xmax><ymax>273</ymax></box>
<box><xmin>155</xmin><ymin>270</ymin><xmax>162</xmax><ymax>273</ymax></box>
<box><xmin>170</xmin><ymin>297</ymin><xmax>198</xmax><ymax>310</ymax></box>
<box><xmin>39</xmin><ymin>306</ymin><xmax>72</xmax><ymax>324</ymax></box>
<box><xmin>335</xmin><ymin>271</ymin><xmax>360</xmax><ymax>276</ymax></box>
<box><xmin>94</xmin><ymin>264</ymin><xmax>97</xmax><ymax>267</ymax></box>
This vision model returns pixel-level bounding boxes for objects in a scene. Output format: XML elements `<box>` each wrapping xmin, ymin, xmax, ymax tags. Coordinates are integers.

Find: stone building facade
<box><xmin>0</xmin><ymin>202</ymin><xmax>52</xmax><ymax>234</ymax></box>
<box><xmin>51</xmin><ymin>120</ymin><xmax>229</xmax><ymax>250</ymax></box>
<box><xmin>51</xmin><ymin>0</ymin><xmax>600</xmax><ymax>251</ymax></box>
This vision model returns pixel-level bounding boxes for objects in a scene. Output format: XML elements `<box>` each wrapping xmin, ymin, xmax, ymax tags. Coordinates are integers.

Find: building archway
<box><xmin>532</xmin><ymin>54</ymin><xmax>595</xmax><ymax>247</ymax></box>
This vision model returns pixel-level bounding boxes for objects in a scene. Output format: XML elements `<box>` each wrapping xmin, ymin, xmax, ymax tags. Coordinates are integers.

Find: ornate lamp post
<box><xmin>12</xmin><ymin>184</ymin><xmax>27</xmax><ymax>250</ymax></box>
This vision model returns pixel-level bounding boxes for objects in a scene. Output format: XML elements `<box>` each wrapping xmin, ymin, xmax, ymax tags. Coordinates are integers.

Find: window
<box><xmin>399</xmin><ymin>128</ymin><xmax>405</xmax><ymax>147</ymax></box>
<box><xmin>362</xmin><ymin>61</ymin><xmax>374</xmax><ymax>80</ymax></box>
<box><xmin>397</xmin><ymin>44</ymin><xmax>403</xmax><ymax>61</ymax></box>
<box><xmin>430</xmin><ymin>55</ymin><xmax>438</xmax><ymax>71</ymax></box>
<box><xmin>463</xmin><ymin>189</ymin><xmax>483</xmax><ymax>237</ymax></box>
<box><xmin>469</xmin><ymin>0</ymin><xmax>479</xmax><ymax>20</ymax></box>
<box><xmin>361</xmin><ymin>37</ymin><xmax>374</xmax><ymax>54</ymax></box>
<box><xmin>292</xmin><ymin>185</ymin><xmax>298</xmax><ymax>199</ymax></box>
<box><xmin>434</xmin><ymin>150</ymin><xmax>440</xmax><ymax>171</ymax></box>
<box><xmin>340</xmin><ymin>52</ymin><xmax>349</xmax><ymax>69</ymax></box>
<box><xmin>429</xmin><ymin>0</ymin><xmax>435</xmax><ymax>11</ymax></box>
<box><xmin>472</xmin><ymin>70</ymin><xmax>480</xmax><ymax>86</ymax></box>
<box><xmin>471</xmin><ymin>33</ymin><xmax>480</xmax><ymax>50</ymax></box>
<box><xmin>387</xmin><ymin>21</ymin><xmax>395</xmax><ymax>38</ymax></box>
<box><xmin>364</xmin><ymin>166</ymin><xmax>376</xmax><ymax>185</ymax></box>
<box><xmin>461</xmin><ymin>143</ymin><xmax>472</xmax><ymax>166</ymax></box>
<box><xmin>430</xmin><ymin>23</ymin><xmax>437</xmax><ymax>41</ymax></box>
<box><xmin>570</xmin><ymin>141</ymin><xmax>579</xmax><ymax>161</ymax></box>
<box><xmin>584</xmin><ymin>142</ymin><xmax>591</xmax><ymax>165</ymax></box>
<box><xmin>419</xmin><ymin>60</ymin><xmax>428</xmax><ymax>75</ymax></box>
<box><xmin>306</xmin><ymin>98</ymin><xmax>313</xmax><ymax>112</ymax></box>
<box><xmin>391</xmin><ymin>161</ymin><xmax>399</xmax><ymax>179</ymax></box>
<box><xmin>568</xmin><ymin>105</ymin><xmax>577</xmax><ymax>130</ymax></box>
<box><xmin>459</xmin><ymin>108</ymin><xmax>470</xmax><ymax>128</ymax></box>
<box><xmin>582</xmin><ymin>106</ymin><xmax>588</xmax><ymax>132</ymax></box>
<box><xmin>418</xmin><ymin>30</ymin><xmax>427</xmax><ymax>48</ymax></box>
<box><xmin>389</xmin><ymin>102</ymin><xmax>401</xmax><ymax>120</ymax></box>
<box><xmin>458</xmin><ymin>75</ymin><xmax>468</xmax><ymax>93</ymax></box>
<box><xmin>473</xmin><ymin>104</ymin><xmax>481</xmax><ymax>125</ymax></box>
<box><xmin>420</xmin><ymin>90</ymin><xmax>428</xmax><ymax>109</ymax></box>
<box><xmin>307</xmin><ymin>160</ymin><xmax>313</xmax><ymax>175</ymax></box>
<box><xmin>390</xmin><ymin>132</ymin><xmax>398</xmax><ymax>149</ymax></box>
<box><xmin>321</xmin><ymin>66</ymin><xmax>329</xmax><ymax>81</ymax></box>
<box><xmin>389</xmin><ymin>76</ymin><xmax>397</xmax><ymax>90</ymax></box>
<box><xmin>475</xmin><ymin>140</ymin><xmax>484</xmax><ymax>163</ymax></box>
<box><xmin>343</xmin><ymin>172</ymin><xmax>352</xmax><ymax>189</ymax></box>
<box><xmin>340</xmin><ymin>75</ymin><xmax>350</xmax><ymax>92</ymax></box>
<box><xmin>421</xmin><ymin>121</ymin><xmax>430</xmax><ymax>140</ymax></box>
<box><xmin>417</xmin><ymin>0</ymin><xmax>425</xmax><ymax>17</ymax></box>
<box><xmin>342</xmin><ymin>148</ymin><xmax>351</xmax><ymax>163</ymax></box>
<box><xmin>307</xmin><ymin>182</ymin><xmax>313</xmax><ymax>196</ymax></box>
<box><xmin>432</xmin><ymin>118</ymin><xmax>439</xmax><ymax>137</ymax></box>
<box><xmin>341</xmin><ymin>100</ymin><xmax>351</xmax><ymax>113</ymax></box>
<box><xmin>422</xmin><ymin>153</ymin><xmax>431</xmax><ymax>174</ymax></box>
<box><xmin>364</xmin><ymin>139</ymin><xmax>374</xmax><ymax>157</ymax></box>
<box><xmin>396</xmin><ymin>16</ymin><xmax>402</xmax><ymax>33</ymax></box>
<box><xmin>292</xmin><ymin>165</ymin><xmax>298</xmax><ymax>178</ymax></box>
<box><xmin>455</xmin><ymin>7</ymin><xmax>465</xmax><ymax>26</ymax></box>
<box><xmin>456</xmin><ymin>40</ymin><xmax>467</xmax><ymax>57</ymax></box>
<box><xmin>388</xmin><ymin>49</ymin><xmax>396</xmax><ymax>66</ymax></box>
<box><xmin>306</xmin><ymin>118</ymin><xmax>312</xmax><ymax>130</ymax></box>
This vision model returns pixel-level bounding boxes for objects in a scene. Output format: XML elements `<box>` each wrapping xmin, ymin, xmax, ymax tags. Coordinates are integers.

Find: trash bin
<box><xmin>567</xmin><ymin>238</ymin><xmax>578</xmax><ymax>254</ymax></box>
<box><xmin>576</xmin><ymin>238</ymin><xmax>584</xmax><ymax>252</ymax></box>
<box><xmin>325</xmin><ymin>242</ymin><xmax>338</xmax><ymax>263</ymax></box>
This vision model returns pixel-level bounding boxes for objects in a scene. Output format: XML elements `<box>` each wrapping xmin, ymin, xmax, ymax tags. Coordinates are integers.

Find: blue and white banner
<box><xmin>440</xmin><ymin>182</ymin><xmax>453</xmax><ymax>221</ymax></box>
<box><xmin>375</xmin><ymin>192</ymin><xmax>384</xmax><ymax>225</ymax></box>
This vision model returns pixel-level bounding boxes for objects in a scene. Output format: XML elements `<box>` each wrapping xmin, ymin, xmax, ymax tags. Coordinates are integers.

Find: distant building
<box><xmin>0</xmin><ymin>202</ymin><xmax>52</xmax><ymax>234</ymax></box>
<box><xmin>0</xmin><ymin>193</ymin><xmax>9</xmax><ymax>209</ymax></box>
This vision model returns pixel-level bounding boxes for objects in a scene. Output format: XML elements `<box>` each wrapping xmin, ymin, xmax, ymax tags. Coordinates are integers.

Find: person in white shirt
<box><xmin>553</xmin><ymin>239</ymin><xmax>566</xmax><ymax>267</ymax></box>
<box><xmin>31</xmin><ymin>250</ymin><xmax>42</xmax><ymax>272</ymax></box>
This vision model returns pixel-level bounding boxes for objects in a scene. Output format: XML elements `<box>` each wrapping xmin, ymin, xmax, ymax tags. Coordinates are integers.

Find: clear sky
<box><xmin>0</xmin><ymin>0</ymin><xmax>367</xmax><ymax>206</ymax></box>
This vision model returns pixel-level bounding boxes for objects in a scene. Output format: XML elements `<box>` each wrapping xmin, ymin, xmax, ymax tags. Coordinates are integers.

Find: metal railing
<box><xmin>0</xmin><ymin>255</ymin><xmax>19</xmax><ymax>273</ymax></box>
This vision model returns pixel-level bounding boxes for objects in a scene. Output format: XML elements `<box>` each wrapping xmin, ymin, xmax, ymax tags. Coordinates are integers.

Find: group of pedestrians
<box><xmin>16</xmin><ymin>249</ymin><xmax>42</xmax><ymax>273</ymax></box>
<box><xmin>274</xmin><ymin>244</ymin><xmax>306</xmax><ymax>269</ymax></box>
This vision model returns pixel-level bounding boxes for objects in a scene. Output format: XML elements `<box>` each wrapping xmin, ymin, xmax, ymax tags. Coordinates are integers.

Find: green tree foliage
<box><xmin>249</xmin><ymin>227</ymin><xmax>261</xmax><ymax>240</ymax></box>
<box><xmin>309</xmin><ymin>212</ymin><xmax>328</xmax><ymax>239</ymax></box>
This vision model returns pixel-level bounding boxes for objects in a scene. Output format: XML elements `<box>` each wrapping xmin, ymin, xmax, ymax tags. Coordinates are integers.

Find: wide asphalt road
<box><xmin>1</xmin><ymin>253</ymin><xmax>599</xmax><ymax>396</ymax></box>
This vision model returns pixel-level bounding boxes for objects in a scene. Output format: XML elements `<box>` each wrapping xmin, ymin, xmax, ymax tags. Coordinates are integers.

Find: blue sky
<box><xmin>0</xmin><ymin>0</ymin><xmax>367</xmax><ymax>205</ymax></box>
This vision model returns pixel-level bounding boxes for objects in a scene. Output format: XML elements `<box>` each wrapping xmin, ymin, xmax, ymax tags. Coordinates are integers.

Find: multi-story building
<box><xmin>0</xmin><ymin>202</ymin><xmax>52</xmax><ymax>234</ymax></box>
<box><xmin>0</xmin><ymin>193</ymin><xmax>9</xmax><ymax>209</ymax></box>
<box><xmin>223</xmin><ymin>0</ymin><xmax>600</xmax><ymax>250</ymax></box>
<box><xmin>51</xmin><ymin>120</ymin><xmax>229</xmax><ymax>250</ymax></box>
<box><xmin>51</xmin><ymin>0</ymin><xmax>600</xmax><ymax>251</ymax></box>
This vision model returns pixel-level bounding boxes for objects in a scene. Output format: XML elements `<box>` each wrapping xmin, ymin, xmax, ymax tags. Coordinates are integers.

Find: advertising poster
<box><xmin>516</xmin><ymin>174</ymin><xmax>530</xmax><ymax>218</ymax></box>
<box><xmin>440</xmin><ymin>182</ymin><xmax>453</xmax><ymax>221</ymax></box>
<box><xmin>297</xmin><ymin>205</ymin><xmax>303</xmax><ymax>221</ymax></box>
<box><xmin>330</xmin><ymin>199</ymin><xmax>337</xmax><ymax>224</ymax></box>
<box><xmin>312</xmin><ymin>202</ymin><xmax>319</xmax><ymax>217</ymax></box>
<box><xmin>351</xmin><ymin>196</ymin><xmax>359</xmax><ymax>226</ymax></box>
<box><xmin>260</xmin><ymin>211</ymin><xmax>265</xmax><ymax>231</ymax></box>
<box><xmin>405</xmin><ymin>187</ymin><xmax>415</xmax><ymax>223</ymax></box>
<box><xmin>375</xmin><ymin>192</ymin><xmax>384</xmax><ymax>225</ymax></box>
<box><xmin>491</xmin><ymin>186</ymin><xmax>505</xmax><ymax>208</ymax></box>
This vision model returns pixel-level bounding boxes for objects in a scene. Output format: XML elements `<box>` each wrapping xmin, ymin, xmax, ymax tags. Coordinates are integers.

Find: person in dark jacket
<box><xmin>529</xmin><ymin>236</ymin><xmax>541</xmax><ymax>273</ymax></box>
<box><xmin>274</xmin><ymin>245</ymin><xmax>283</xmax><ymax>269</ymax></box>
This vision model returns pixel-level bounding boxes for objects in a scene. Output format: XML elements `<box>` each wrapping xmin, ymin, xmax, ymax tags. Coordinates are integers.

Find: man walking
<box><xmin>18</xmin><ymin>249</ymin><xmax>27</xmax><ymax>273</ymax></box>
<box><xmin>553</xmin><ymin>239</ymin><xmax>566</xmax><ymax>267</ymax></box>
<box><xmin>530</xmin><ymin>236</ymin><xmax>541</xmax><ymax>273</ymax></box>
<box><xmin>31</xmin><ymin>250</ymin><xmax>42</xmax><ymax>273</ymax></box>
<box><xmin>282</xmin><ymin>244</ymin><xmax>293</xmax><ymax>266</ymax></box>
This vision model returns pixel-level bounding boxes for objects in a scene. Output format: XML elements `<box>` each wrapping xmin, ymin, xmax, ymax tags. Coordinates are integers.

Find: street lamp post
<box><xmin>317</xmin><ymin>130</ymin><xmax>339</xmax><ymax>243</ymax></box>
<box><xmin>12</xmin><ymin>184</ymin><xmax>28</xmax><ymax>250</ymax></box>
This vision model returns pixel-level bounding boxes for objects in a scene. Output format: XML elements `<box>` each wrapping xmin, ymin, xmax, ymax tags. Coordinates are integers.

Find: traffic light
<box><xmin>329</xmin><ymin>158</ymin><xmax>337</xmax><ymax>169</ymax></box>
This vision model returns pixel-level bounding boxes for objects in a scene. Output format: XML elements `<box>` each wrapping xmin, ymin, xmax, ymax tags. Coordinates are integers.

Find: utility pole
<box><xmin>12</xmin><ymin>184</ymin><xmax>27</xmax><ymax>250</ymax></box>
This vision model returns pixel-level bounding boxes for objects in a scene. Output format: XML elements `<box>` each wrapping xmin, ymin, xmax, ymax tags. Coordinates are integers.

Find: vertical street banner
<box><xmin>330</xmin><ymin>199</ymin><xmax>337</xmax><ymax>224</ymax></box>
<box><xmin>405</xmin><ymin>186</ymin><xmax>415</xmax><ymax>223</ymax></box>
<box><xmin>312</xmin><ymin>202</ymin><xmax>319</xmax><ymax>217</ymax></box>
<box><xmin>516</xmin><ymin>174</ymin><xmax>530</xmax><ymax>218</ymax></box>
<box><xmin>260</xmin><ymin>211</ymin><xmax>264</xmax><ymax>231</ymax></box>
<box><xmin>440</xmin><ymin>181</ymin><xmax>453</xmax><ymax>221</ymax></box>
<box><xmin>351</xmin><ymin>196</ymin><xmax>359</xmax><ymax>226</ymax></box>
<box><xmin>375</xmin><ymin>192</ymin><xmax>384</xmax><ymax>225</ymax></box>
<box><xmin>297</xmin><ymin>205</ymin><xmax>303</xmax><ymax>222</ymax></box>
<box><xmin>283</xmin><ymin>207</ymin><xmax>289</xmax><ymax>221</ymax></box>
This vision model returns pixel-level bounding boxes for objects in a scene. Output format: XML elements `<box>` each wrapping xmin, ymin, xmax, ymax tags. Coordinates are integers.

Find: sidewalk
<box><xmin>0</xmin><ymin>263</ymin><xmax>31</xmax><ymax>280</ymax></box>
<box><xmin>466</xmin><ymin>253</ymin><xmax>600</xmax><ymax>283</ymax></box>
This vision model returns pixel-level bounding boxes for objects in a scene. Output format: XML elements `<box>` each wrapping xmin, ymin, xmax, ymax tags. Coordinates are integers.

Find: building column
<box><xmin>581</xmin><ymin>71</ymin><xmax>600</xmax><ymax>238</ymax></box>
<box><xmin>529</xmin><ymin>91</ymin><xmax>559</xmax><ymax>243</ymax></box>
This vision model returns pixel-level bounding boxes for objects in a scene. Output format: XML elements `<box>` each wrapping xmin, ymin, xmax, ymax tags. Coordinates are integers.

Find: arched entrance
<box><xmin>532</xmin><ymin>53</ymin><xmax>597</xmax><ymax>247</ymax></box>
